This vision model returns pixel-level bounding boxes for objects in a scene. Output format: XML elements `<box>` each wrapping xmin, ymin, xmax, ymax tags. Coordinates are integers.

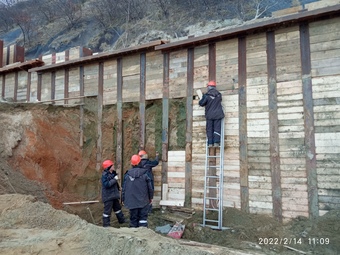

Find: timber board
<box><xmin>41</xmin><ymin>73</ymin><xmax>51</xmax><ymax>101</ymax></box>
<box><xmin>122</xmin><ymin>54</ymin><xmax>140</xmax><ymax>77</ymax></box>
<box><xmin>84</xmin><ymin>64</ymin><xmax>99</xmax><ymax>96</ymax></box>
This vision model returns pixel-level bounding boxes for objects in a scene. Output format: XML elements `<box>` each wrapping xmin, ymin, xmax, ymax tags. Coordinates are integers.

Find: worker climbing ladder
<box><xmin>202</xmin><ymin>119</ymin><xmax>225</xmax><ymax>230</ymax></box>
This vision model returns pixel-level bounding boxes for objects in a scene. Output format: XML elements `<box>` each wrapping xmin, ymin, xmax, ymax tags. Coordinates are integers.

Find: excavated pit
<box><xmin>0</xmin><ymin>101</ymin><xmax>339</xmax><ymax>255</ymax></box>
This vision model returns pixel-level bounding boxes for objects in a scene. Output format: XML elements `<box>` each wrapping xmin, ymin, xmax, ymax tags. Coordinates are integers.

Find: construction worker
<box><xmin>122</xmin><ymin>155</ymin><xmax>154</xmax><ymax>228</ymax></box>
<box><xmin>101</xmin><ymin>159</ymin><xmax>126</xmax><ymax>227</ymax></box>
<box><xmin>199</xmin><ymin>80</ymin><xmax>224</xmax><ymax>147</ymax></box>
<box><xmin>138</xmin><ymin>150</ymin><xmax>159</xmax><ymax>213</ymax></box>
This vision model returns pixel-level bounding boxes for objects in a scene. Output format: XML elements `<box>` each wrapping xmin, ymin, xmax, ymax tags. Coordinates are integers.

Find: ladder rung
<box><xmin>205</xmin><ymin>175</ymin><xmax>219</xmax><ymax>178</ymax></box>
<box><xmin>206</xmin><ymin>186</ymin><xmax>219</xmax><ymax>189</ymax></box>
<box><xmin>207</xmin><ymin>155</ymin><xmax>220</xmax><ymax>158</ymax></box>
<box><xmin>204</xmin><ymin>219</ymin><xmax>219</xmax><ymax>223</ymax></box>
<box><xmin>205</xmin><ymin>208</ymin><xmax>219</xmax><ymax>211</ymax></box>
<box><xmin>205</xmin><ymin>197</ymin><xmax>219</xmax><ymax>200</ymax></box>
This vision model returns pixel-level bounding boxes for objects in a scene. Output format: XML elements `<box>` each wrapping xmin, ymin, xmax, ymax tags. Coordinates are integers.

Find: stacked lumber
<box><xmin>222</xmin><ymin>92</ymin><xmax>240</xmax><ymax>208</ymax></box>
<box><xmin>246</xmin><ymin>33</ymin><xmax>272</xmax><ymax>215</ymax></box>
<box><xmin>193</xmin><ymin>45</ymin><xmax>209</xmax><ymax>94</ymax></box>
<box><xmin>191</xmin><ymin>100</ymin><xmax>206</xmax><ymax>208</ymax></box>
<box><xmin>68</xmin><ymin>67</ymin><xmax>81</xmax><ymax>105</ymax></box>
<box><xmin>167</xmin><ymin>151</ymin><xmax>185</xmax><ymax>202</ymax></box>
<box><xmin>152</xmin><ymin>163</ymin><xmax>162</xmax><ymax>207</ymax></box>
<box><xmin>103</xmin><ymin>60</ymin><xmax>117</xmax><ymax>105</ymax></box>
<box><xmin>272</xmin><ymin>6</ymin><xmax>303</xmax><ymax>17</ymax></box>
<box><xmin>84</xmin><ymin>63</ymin><xmax>98</xmax><ymax>96</ymax></box>
<box><xmin>216</xmin><ymin>38</ymin><xmax>239</xmax><ymax>91</ymax></box>
<box><xmin>276</xmin><ymin>26</ymin><xmax>308</xmax><ymax>219</ymax></box>
<box><xmin>310</xmin><ymin>17</ymin><xmax>340</xmax><ymax>215</ymax></box>
<box><xmin>305</xmin><ymin>0</ymin><xmax>340</xmax><ymax>11</ymax></box>
<box><xmin>169</xmin><ymin>50</ymin><xmax>187</xmax><ymax>99</ymax></box>
<box><xmin>55</xmin><ymin>70</ymin><xmax>65</xmax><ymax>104</ymax></box>
<box><xmin>146</xmin><ymin>51</ymin><xmax>163</xmax><ymax>100</ymax></box>
<box><xmin>41</xmin><ymin>73</ymin><xmax>52</xmax><ymax>102</ymax></box>
<box><xmin>122</xmin><ymin>55</ymin><xmax>140</xmax><ymax>102</ymax></box>
<box><xmin>4</xmin><ymin>73</ymin><xmax>14</xmax><ymax>101</ymax></box>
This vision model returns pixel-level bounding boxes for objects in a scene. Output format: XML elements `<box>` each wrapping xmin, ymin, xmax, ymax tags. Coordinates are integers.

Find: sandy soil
<box><xmin>0</xmin><ymin>102</ymin><xmax>339</xmax><ymax>255</ymax></box>
<box><xmin>1</xmin><ymin>193</ymin><xmax>339</xmax><ymax>255</ymax></box>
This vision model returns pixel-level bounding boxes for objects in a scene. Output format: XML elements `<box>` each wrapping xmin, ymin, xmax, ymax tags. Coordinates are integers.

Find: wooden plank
<box><xmin>103</xmin><ymin>60</ymin><xmax>117</xmax><ymax>105</ymax></box>
<box><xmin>169</xmin><ymin>49</ymin><xmax>187</xmax><ymax>98</ymax></box>
<box><xmin>146</xmin><ymin>51</ymin><xmax>163</xmax><ymax>100</ymax></box>
<box><xmin>300</xmin><ymin>22</ymin><xmax>318</xmax><ymax>219</ymax></box>
<box><xmin>193</xmin><ymin>45</ymin><xmax>209</xmax><ymax>91</ymax></box>
<box><xmin>84</xmin><ymin>63</ymin><xmax>98</xmax><ymax>96</ymax></box>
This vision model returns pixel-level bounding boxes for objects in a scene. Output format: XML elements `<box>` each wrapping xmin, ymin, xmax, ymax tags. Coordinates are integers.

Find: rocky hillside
<box><xmin>0</xmin><ymin>0</ymin><xmax>318</xmax><ymax>60</ymax></box>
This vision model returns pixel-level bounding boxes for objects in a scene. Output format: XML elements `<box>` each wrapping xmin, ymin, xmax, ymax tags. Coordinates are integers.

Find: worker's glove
<box><xmin>114</xmin><ymin>175</ymin><xmax>119</xmax><ymax>180</ymax></box>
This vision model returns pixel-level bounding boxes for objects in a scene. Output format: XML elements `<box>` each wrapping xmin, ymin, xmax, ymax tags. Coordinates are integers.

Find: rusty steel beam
<box><xmin>267</xmin><ymin>30</ymin><xmax>282</xmax><ymax>222</ymax></box>
<box><xmin>37</xmin><ymin>73</ymin><xmax>42</xmax><ymax>101</ymax></box>
<box><xmin>300</xmin><ymin>22</ymin><xmax>318</xmax><ymax>219</ymax></box>
<box><xmin>14</xmin><ymin>45</ymin><xmax>25</xmax><ymax>63</ymax></box>
<box><xmin>0</xmin><ymin>40</ymin><xmax>3</xmax><ymax>68</ymax></box>
<box><xmin>79</xmin><ymin>66</ymin><xmax>84</xmax><ymax>97</ymax></box>
<box><xmin>26</xmin><ymin>72</ymin><xmax>31</xmax><ymax>102</ymax></box>
<box><xmin>51</xmin><ymin>72</ymin><xmax>56</xmax><ymax>101</ymax></box>
<box><xmin>162</xmin><ymin>52</ymin><xmax>170</xmax><ymax>190</ymax></box>
<box><xmin>96</xmin><ymin>62</ymin><xmax>104</xmax><ymax>172</ymax></box>
<box><xmin>238</xmin><ymin>36</ymin><xmax>249</xmax><ymax>213</ymax></box>
<box><xmin>14</xmin><ymin>72</ymin><xmax>18</xmax><ymax>102</ymax></box>
<box><xmin>139</xmin><ymin>53</ymin><xmax>146</xmax><ymax>149</ymax></box>
<box><xmin>116</xmin><ymin>58</ymin><xmax>123</xmax><ymax>179</ymax></box>
<box><xmin>185</xmin><ymin>47</ymin><xmax>194</xmax><ymax>208</ymax></box>
<box><xmin>64</xmin><ymin>68</ymin><xmax>69</xmax><ymax>105</ymax></box>
<box><xmin>1</xmin><ymin>75</ymin><xmax>5</xmax><ymax>98</ymax></box>
<box><xmin>52</xmin><ymin>52</ymin><xmax>56</xmax><ymax>64</ymax></box>
<box><xmin>208</xmin><ymin>43</ymin><xmax>216</xmax><ymax>81</ymax></box>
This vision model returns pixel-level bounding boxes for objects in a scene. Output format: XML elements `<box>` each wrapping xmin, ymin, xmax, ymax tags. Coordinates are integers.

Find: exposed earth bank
<box><xmin>0</xmin><ymin>102</ymin><xmax>339</xmax><ymax>255</ymax></box>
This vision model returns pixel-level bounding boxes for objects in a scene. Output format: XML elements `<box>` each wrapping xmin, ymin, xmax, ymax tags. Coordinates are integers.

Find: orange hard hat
<box><xmin>131</xmin><ymin>155</ymin><xmax>141</xmax><ymax>166</ymax></box>
<box><xmin>207</xmin><ymin>80</ymin><xmax>216</xmax><ymax>86</ymax></box>
<box><xmin>102</xmin><ymin>160</ymin><xmax>113</xmax><ymax>169</ymax></box>
<box><xmin>138</xmin><ymin>150</ymin><xmax>147</xmax><ymax>156</ymax></box>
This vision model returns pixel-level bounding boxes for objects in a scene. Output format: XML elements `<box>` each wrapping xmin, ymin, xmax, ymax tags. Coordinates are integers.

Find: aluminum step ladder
<box><xmin>202</xmin><ymin>119</ymin><xmax>225</xmax><ymax>230</ymax></box>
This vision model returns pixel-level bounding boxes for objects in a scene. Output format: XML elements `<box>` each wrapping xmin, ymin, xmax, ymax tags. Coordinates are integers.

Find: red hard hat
<box><xmin>138</xmin><ymin>150</ymin><xmax>147</xmax><ymax>156</ymax></box>
<box><xmin>207</xmin><ymin>80</ymin><xmax>216</xmax><ymax>86</ymax></box>
<box><xmin>131</xmin><ymin>155</ymin><xmax>141</xmax><ymax>166</ymax></box>
<box><xmin>102</xmin><ymin>160</ymin><xmax>113</xmax><ymax>169</ymax></box>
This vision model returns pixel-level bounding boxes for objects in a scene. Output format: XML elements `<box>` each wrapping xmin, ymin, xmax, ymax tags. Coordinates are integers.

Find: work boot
<box><xmin>115</xmin><ymin>210</ymin><xmax>126</xmax><ymax>224</ymax></box>
<box><xmin>102</xmin><ymin>216</ymin><xmax>111</xmax><ymax>227</ymax></box>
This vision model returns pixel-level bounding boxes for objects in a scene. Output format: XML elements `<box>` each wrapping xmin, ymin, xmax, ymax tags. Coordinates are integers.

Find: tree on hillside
<box><xmin>54</xmin><ymin>0</ymin><xmax>84</xmax><ymax>28</ymax></box>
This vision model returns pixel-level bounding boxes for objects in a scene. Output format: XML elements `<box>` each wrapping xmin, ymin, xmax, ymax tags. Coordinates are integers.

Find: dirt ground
<box><xmin>65</xmin><ymin>199</ymin><xmax>340</xmax><ymax>255</ymax></box>
<box><xmin>1</xmin><ymin>193</ymin><xmax>339</xmax><ymax>255</ymax></box>
<box><xmin>1</xmin><ymin>102</ymin><xmax>339</xmax><ymax>254</ymax></box>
